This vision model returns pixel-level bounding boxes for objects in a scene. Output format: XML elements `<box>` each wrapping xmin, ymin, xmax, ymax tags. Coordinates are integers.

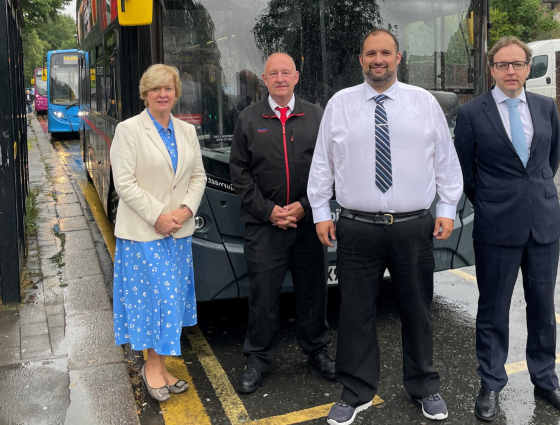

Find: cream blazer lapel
<box><xmin>141</xmin><ymin>109</ymin><xmax>174</xmax><ymax>173</ymax></box>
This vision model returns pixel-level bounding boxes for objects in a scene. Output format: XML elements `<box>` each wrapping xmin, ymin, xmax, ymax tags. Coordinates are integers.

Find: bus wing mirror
<box><xmin>117</xmin><ymin>0</ymin><xmax>153</xmax><ymax>26</ymax></box>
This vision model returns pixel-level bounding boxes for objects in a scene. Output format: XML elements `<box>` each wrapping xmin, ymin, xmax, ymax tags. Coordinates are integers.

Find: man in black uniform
<box><xmin>229</xmin><ymin>53</ymin><xmax>334</xmax><ymax>394</ymax></box>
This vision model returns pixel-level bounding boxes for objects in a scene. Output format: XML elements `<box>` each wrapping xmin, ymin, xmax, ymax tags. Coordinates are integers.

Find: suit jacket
<box><xmin>454</xmin><ymin>89</ymin><xmax>560</xmax><ymax>246</ymax></box>
<box><xmin>110</xmin><ymin>109</ymin><xmax>206</xmax><ymax>242</ymax></box>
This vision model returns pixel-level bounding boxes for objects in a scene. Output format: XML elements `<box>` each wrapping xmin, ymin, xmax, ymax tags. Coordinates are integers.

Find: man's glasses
<box><xmin>492</xmin><ymin>61</ymin><xmax>528</xmax><ymax>71</ymax></box>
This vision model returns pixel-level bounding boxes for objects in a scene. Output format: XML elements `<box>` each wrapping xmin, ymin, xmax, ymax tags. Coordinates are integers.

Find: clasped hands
<box><xmin>269</xmin><ymin>202</ymin><xmax>305</xmax><ymax>230</ymax></box>
<box><xmin>155</xmin><ymin>207</ymin><xmax>193</xmax><ymax>237</ymax></box>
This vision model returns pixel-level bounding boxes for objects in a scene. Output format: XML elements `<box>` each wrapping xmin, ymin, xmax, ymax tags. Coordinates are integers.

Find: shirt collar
<box><xmin>146</xmin><ymin>108</ymin><xmax>174</xmax><ymax>134</ymax></box>
<box><xmin>364</xmin><ymin>79</ymin><xmax>400</xmax><ymax>102</ymax></box>
<box><xmin>492</xmin><ymin>85</ymin><xmax>527</xmax><ymax>104</ymax></box>
<box><xmin>268</xmin><ymin>94</ymin><xmax>295</xmax><ymax>112</ymax></box>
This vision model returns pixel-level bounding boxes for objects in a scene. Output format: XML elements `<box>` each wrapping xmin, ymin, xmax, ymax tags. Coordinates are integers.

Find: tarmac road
<box><xmin>51</xmin><ymin>129</ymin><xmax>560</xmax><ymax>425</ymax></box>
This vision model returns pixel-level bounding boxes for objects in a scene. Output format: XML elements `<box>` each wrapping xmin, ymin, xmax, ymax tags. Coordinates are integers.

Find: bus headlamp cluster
<box><xmin>53</xmin><ymin>111</ymin><xmax>66</xmax><ymax>119</ymax></box>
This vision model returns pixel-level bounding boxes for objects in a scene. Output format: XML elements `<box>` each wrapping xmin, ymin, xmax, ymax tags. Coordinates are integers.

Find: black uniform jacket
<box><xmin>229</xmin><ymin>95</ymin><xmax>323</xmax><ymax>223</ymax></box>
<box><xmin>454</xmin><ymin>89</ymin><xmax>560</xmax><ymax>246</ymax></box>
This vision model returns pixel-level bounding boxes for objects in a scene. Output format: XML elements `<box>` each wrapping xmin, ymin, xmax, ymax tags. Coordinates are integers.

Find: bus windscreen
<box><xmin>35</xmin><ymin>69</ymin><xmax>47</xmax><ymax>97</ymax></box>
<box><xmin>50</xmin><ymin>53</ymin><xmax>80</xmax><ymax>105</ymax></box>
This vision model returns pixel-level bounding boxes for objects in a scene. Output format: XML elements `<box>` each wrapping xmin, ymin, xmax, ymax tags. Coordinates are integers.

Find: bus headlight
<box><xmin>53</xmin><ymin>111</ymin><xmax>66</xmax><ymax>119</ymax></box>
<box><xmin>194</xmin><ymin>216</ymin><xmax>205</xmax><ymax>230</ymax></box>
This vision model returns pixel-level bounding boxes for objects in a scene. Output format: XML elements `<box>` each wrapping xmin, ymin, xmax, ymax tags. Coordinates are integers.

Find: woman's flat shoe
<box><xmin>140</xmin><ymin>364</ymin><xmax>170</xmax><ymax>402</ymax></box>
<box><xmin>168</xmin><ymin>379</ymin><xmax>189</xmax><ymax>394</ymax></box>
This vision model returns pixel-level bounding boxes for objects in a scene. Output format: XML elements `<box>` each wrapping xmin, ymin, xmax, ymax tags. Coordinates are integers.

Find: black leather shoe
<box><xmin>237</xmin><ymin>366</ymin><xmax>262</xmax><ymax>394</ymax></box>
<box><xmin>474</xmin><ymin>387</ymin><xmax>500</xmax><ymax>422</ymax></box>
<box><xmin>535</xmin><ymin>386</ymin><xmax>560</xmax><ymax>410</ymax></box>
<box><xmin>308</xmin><ymin>348</ymin><xmax>336</xmax><ymax>380</ymax></box>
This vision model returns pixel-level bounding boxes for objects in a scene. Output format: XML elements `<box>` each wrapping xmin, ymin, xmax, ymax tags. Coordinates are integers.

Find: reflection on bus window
<box><xmin>161</xmin><ymin>0</ymin><xmax>478</xmax><ymax>150</ymax></box>
<box><xmin>50</xmin><ymin>53</ymin><xmax>80</xmax><ymax>105</ymax></box>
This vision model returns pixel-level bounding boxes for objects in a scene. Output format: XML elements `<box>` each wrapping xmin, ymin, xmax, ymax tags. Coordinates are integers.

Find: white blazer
<box><xmin>110</xmin><ymin>109</ymin><xmax>206</xmax><ymax>242</ymax></box>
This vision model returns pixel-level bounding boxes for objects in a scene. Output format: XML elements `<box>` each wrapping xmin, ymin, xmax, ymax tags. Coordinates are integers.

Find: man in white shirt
<box><xmin>308</xmin><ymin>28</ymin><xmax>463</xmax><ymax>425</ymax></box>
<box><xmin>455</xmin><ymin>37</ymin><xmax>560</xmax><ymax>422</ymax></box>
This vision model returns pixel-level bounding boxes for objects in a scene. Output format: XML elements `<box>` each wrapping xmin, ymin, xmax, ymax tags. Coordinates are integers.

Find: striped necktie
<box><xmin>374</xmin><ymin>94</ymin><xmax>392</xmax><ymax>193</ymax></box>
<box><xmin>504</xmin><ymin>98</ymin><xmax>528</xmax><ymax>167</ymax></box>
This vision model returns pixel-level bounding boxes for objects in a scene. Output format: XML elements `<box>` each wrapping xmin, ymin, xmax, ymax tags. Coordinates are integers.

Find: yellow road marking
<box><xmin>186</xmin><ymin>326</ymin><xmax>250</xmax><ymax>424</ymax></box>
<box><xmin>255</xmin><ymin>396</ymin><xmax>384</xmax><ymax>425</ymax></box>
<box><xmin>142</xmin><ymin>350</ymin><xmax>212</xmax><ymax>424</ymax></box>
<box><xmin>161</xmin><ymin>356</ymin><xmax>212</xmax><ymax>425</ymax></box>
<box><xmin>448</xmin><ymin>269</ymin><xmax>477</xmax><ymax>282</ymax></box>
<box><xmin>79</xmin><ymin>181</ymin><xmax>116</xmax><ymax>260</ymax></box>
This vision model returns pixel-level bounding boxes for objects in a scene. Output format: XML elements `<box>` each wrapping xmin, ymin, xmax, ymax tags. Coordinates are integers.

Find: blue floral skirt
<box><xmin>113</xmin><ymin>236</ymin><xmax>197</xmax><ymax>355</ymax></box>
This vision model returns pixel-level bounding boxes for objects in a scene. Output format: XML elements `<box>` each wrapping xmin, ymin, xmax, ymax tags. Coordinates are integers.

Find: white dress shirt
<box><xmin>308</xmin><ymin>80</ymin><xmax>463</xmax><ymax>223</ymax></box>
<box><xmin>491</xmin><ymin>86</ymin><xmax>534</xmax><ymax>151</ymax></box>
<box><xmin>268</xmin><ymin>94</ymin><xmax>295</xmax><ymax>118</ymax></box>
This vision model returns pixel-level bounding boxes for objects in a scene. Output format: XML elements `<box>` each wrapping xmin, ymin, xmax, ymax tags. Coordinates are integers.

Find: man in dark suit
<box><xmin>455</xmin><ymin>36</ymin><xmax>560</xmax><ymax>422</ymax></box>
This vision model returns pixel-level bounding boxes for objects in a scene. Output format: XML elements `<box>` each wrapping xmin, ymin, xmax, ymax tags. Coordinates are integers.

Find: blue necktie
<box><xmin>374</xmin><ymin>94</ymin><xmax>392</xmax><ymax>193</ymax></box>
<box><xmin>504</xmin><ymin>98</ymin><xmax>528</xmax><ymax>167</ymax></box>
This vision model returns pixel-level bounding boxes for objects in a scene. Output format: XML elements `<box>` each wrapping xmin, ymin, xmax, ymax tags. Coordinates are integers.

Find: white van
<box><xmin>526</xmin><ymin>39</ymin><xmax>560</xmax><ymax>99</ymax></box>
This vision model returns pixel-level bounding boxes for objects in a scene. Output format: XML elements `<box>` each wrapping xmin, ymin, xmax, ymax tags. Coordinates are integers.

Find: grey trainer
<box><xmin>414</xmin><ymin>393</ymin><xmax>448</xmax><ymax>420</ymax></box>
<box><xmin>326</xmin><ymin>400</ymin><xmax>372</xmax><ymax>425</ymax></box>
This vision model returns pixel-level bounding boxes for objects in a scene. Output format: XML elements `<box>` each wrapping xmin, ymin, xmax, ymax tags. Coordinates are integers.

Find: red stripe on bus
<box><xmin>83</xmin><ymin>117</ymin><xmax>113</xmax><ymax>148</ymax></box>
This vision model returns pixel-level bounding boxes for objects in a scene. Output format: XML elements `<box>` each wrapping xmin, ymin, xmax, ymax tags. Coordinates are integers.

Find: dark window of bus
<box><xmin>160</xmin><ymin>0</ymin><xmax>477</xmax><ymax>152</ymax></box>
<box><xmin>35</xmin><ymin>69</ymin><xmax>47</xmax><ymax>97</ymax></box>
<box><xmin>50</xmin><ymin>53</ymin><xmax>79</xmax><ymax>106</ymax></box>
<box><xmin>528</xmin><ymin>55</ymin><xmax>548</xmax><ymax>80</ymax></box>
<box><xmin>90</xmin><ymin>49</ymin><xmax>97</xmax><ymax>110</ymax></box>
<box><xmin>105</xmin><ymin>29</ymin><xmax>117</xmax><ymax>118</ymax></box>
<box><xmin>96</xmin><ymin>44</ymin><xmax>106</xmax><ymax>112</ymax></box>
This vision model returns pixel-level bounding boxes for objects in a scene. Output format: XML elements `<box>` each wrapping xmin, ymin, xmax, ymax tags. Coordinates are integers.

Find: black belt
<box><xmin>339</xmin><ymin>208</ymin><xmax>428</xmax><ymax>225</ymax></box>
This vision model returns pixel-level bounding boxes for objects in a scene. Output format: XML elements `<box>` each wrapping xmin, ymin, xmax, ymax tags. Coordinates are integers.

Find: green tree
<box><xmin>23</xmin><ymin>14</ymin><xmax>77</xmax><ymax>84</ymax></box>
<box><xmin>489</xmin><ymin>0</ymin><xmax>560</xmax><ymax>47</ymax></box>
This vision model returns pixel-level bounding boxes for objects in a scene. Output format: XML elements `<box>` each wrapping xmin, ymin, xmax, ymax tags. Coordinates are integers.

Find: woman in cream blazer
<box><xmin>110</xmin><ymin>64</ymin><xmax>206</xmax><ymax>402</ymax></box>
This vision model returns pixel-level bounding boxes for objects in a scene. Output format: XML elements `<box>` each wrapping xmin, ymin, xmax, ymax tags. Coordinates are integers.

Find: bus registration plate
<box><xmin>327</xmin><ymin>265</ymin><xmax>338</xmax><ymax>285</ymax></box>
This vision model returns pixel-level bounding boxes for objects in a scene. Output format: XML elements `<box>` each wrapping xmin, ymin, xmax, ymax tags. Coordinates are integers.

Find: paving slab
<box><xmin>65</xmin><ymin>363</ymin><xmax>140</xmax><ymax>425</ymax></box>
<box><xmin>0</xmin><ymin>347</ymin><xmax>21</xmax><ymax>366</ymax></box>
<box><xmin>64</xmin><ymin>250</ymin><xmax>103</xmax><ymax>280</ymax></box>
<box><xmin>0</xmin><ymin>358</ymin><xmax>69</xmax><ymax>424</ymax></box>
<box><xmin>21</xmin><ymin>334</ymin><xmax>51</xmax><ymax>355</ymax></box>
<box><xmin>64</xmin><ymin>275</ymin><xmax>112</xmax><ymax>316</ymax></box>
<box><xmin>56</xmin><ymin>194</ymin><xmax>80</xmax><ymax>204</ymax></box>
<box><xmin>0</xmin><ymin>332</ymin><xmax>20</xmax><ymax>349</ymax></box>
<box><xmin>64</xmin><ymin>229</ymin><xmax>95</xmax><ymax>252</ymax></box>
<box><xmin>59</xmin><ymin>216</ymin><xmax>89</xmax><ymax>232</ymax></box>
<box><xmin>56</xmin><ymin>203</ymin><xmax>84</xmax><ymax>218</ymax></box>
<box><xmin>19</xmin><ymin>304</ymin><xmax>47</xmax><ymax>325</ymax></box>
<box><xmin>64</xmin><ymin>309</ymin><xmax>123</xmax><ymax>370</ymax></box>
<box><xmin>21</xmin><ymin>322</ymin><xmax>49</xmax><ymax>338</ymax></box>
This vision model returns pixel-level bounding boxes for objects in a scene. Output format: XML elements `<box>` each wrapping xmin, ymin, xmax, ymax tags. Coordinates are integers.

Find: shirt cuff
<box><xmin>435</xmin><ymin>202</ymin><xmax>457</xmax><ymax>220</ymax></box>
<box><xmin>312</xmin><ymin>206</ymin><xmax>333</xmax><ymax>224</ymax></box>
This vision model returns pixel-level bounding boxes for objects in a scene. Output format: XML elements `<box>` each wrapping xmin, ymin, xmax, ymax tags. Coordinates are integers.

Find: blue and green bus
<box><xmin>47</xmin><ymin>49</ymin><xmax>82</xmax><ymax>135</ymax></box>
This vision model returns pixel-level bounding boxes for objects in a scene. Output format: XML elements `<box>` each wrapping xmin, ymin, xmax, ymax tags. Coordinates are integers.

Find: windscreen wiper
<box><xmin>65</xmin><ymin>101</ymin><xmax>79</xmax><ymax>109</ymax></box>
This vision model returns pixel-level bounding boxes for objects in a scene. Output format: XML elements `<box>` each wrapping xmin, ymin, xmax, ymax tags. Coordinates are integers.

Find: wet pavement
<box><xmin>0</xmin><ymin>116</ymin><xmax>138</xmax><ymax>425</ymax></box>
<box><xmin>19</xmin><ymin>119</ymin><xmax>560</xmax><ymax>425</ymax></box>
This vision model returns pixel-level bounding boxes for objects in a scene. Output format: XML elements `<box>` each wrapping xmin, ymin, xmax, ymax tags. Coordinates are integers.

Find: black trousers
<box><xmin>474</xmin><ymin>235</ymin><xmax>559</xmax><ymax>392</ymax></box>
<box><xmin>336</xmin><ymin>213</ymin><xmax>440</xmax><ymax>406</ymax></box>
<box><xmin>243</xmin><ymin>221</ymin><xmax>330</xmax><ymax>373</ymax></box>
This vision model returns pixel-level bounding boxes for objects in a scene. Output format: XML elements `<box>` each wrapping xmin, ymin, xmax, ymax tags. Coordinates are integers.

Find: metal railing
<box><xmin>0</xmin><ymin>0</ymin><xmax>28</xmax><ymax>303</ymax></box>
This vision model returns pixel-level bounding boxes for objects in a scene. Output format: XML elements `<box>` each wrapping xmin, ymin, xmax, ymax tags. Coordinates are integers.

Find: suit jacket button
<box><xmin>530</xmin><ymin>198</ymin><xmax>533</xmax><ymax>201</ymax></box>
<box><xmin>524</xmin><ymin>176</ymin><xmax>528</xmax><ymax>180</ymax></box>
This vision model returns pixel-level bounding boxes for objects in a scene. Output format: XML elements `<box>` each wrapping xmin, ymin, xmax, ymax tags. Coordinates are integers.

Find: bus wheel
<box><xmin>109</xmin><ymin>189</ymin><xmax>119</xmax><ymax>224</ymax></box>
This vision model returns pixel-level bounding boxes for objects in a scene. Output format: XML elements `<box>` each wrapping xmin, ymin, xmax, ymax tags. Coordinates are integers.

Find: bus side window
<box><xmin>96</xmin><ymin>44</ymin><xmax>106</xmax><ymax>113</ymax></box>
<box><xmin>105</xmin><ymin>30</ymin><xmax>117</xmax><ymax>118</ymax></box>
<box><xmin>90</xmin><ymin>48</ymin><xmax>96</xmax><ymax>110</ymax></box>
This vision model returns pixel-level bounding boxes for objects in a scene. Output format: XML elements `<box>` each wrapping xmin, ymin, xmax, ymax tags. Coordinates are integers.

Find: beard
<box><xmin>363</xmin><ymin>65</ymin><xmax>397</xmax><ymax>87</ymax></box>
